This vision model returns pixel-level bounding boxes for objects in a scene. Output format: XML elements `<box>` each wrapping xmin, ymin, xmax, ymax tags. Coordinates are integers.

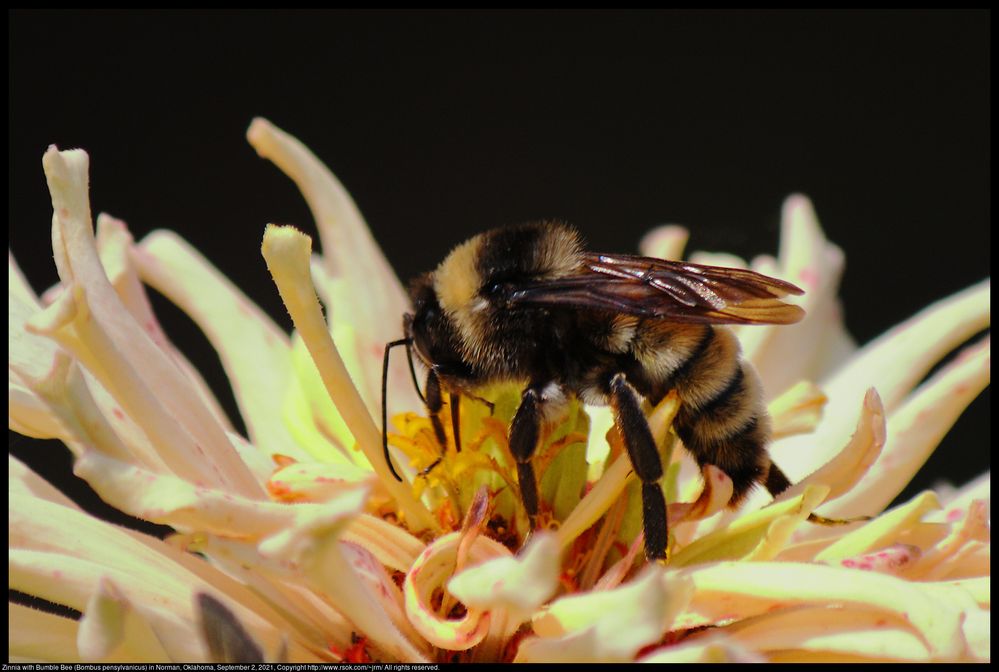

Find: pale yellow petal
<box><xmin>671</xmin><ymin>486</ymin><xmax>828</xmax><ymax>567</ymax></box>
<box><xmin>77</xmin><ymin>576</ymin><xmax>170</xmax><ymax>661</ymax></box>
<box><xmin>247</xmin><ymin>119</ymin><xmax>417</xmax><ymax>417</ymax></box>
<box><xmin>638</xmin><ymin>633</ymin><xmax>765</xmax><ymax>662</ymax></box>
<box><xmin>767</xmin><ymin>380</ymin><xmax>827</xmax><ymax>440</ymax></box>
<box><xmin>402</xmin><ymin>532</ymin><xmax>509</xmax><ymax>651</ymax></box>
<box><xmin>815</xmin><ymin>491</ymin><xmax>940</xmax><ymax>563</ymax></box>
<box><xmin>638</xmin><ymin>224</ymin><xmax>689</xmax><ymax>260</ymax></box>
<box><xmin>773</xmin><ymin>388</ymin><xmax>885</xmax><ymax>509</ymax></box>
<box><xmin>259</xmin><ymin>489</ymin><xmax>430</xmax><ymax>662</ymax></box>
<box><xmin>260</xmin><ymin>224</ymin><xmax>437</xmax><ymax>532</ymax></box>
<box><xmin>674</xmin><ymin>561</ymin><xmax>965</xmax><ymax>660</ymax></box>
<box><xmin>95</xmin><ymin>214</ymin><xmax>233</xmax><ymax>435</ymax></box>
<box><xmin>8</xmin><ymin>602</ymin><xmax>81</xmax><ymax>663</ymax></box>
<box><xmin>778</xmin><ymin>280</ymin><xmax>990</xmax><ymax>477</ymax></box>
<box><xmin>823</xmin><ymin>336</ymin><xmax>990</xmax><ymax>519</ymax></box>
<box><xmin>521</xmin><ymin>566</ymin><xmax>693</xmax><ymax>663</ymax></box>
<box><xmin>39</xmin><ymin>147</ymin><xmax>261</xmax><ymax>497</ymax></box>
<box><xmin>135</xmin><ymin>228</ymin><xmax>313</xmax><ymax>462</ymax></box>
<box><xmin>448</xmin><ymin>532</ymin><xmax>560</xmax><ymax>625</ymax></box>
<box><xmin>740</xmin><ymin>195</ymin><xmax>848</xmax><ymax>398</ymax></box>
<box><xmin>9</xmin><ymin>251</ymin><xmax>70</xmax><ymax>438</ymax></box>
<box><xmin>724</xmin><ymin>605</ymin><xmax>933</xmax><ymax>661</ymax></box>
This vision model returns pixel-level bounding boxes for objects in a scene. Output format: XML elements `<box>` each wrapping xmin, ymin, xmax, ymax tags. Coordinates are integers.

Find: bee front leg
<box><xmin>423</xmin><ymin>370</ymin><xmax>448</xmax><ymax>472</ymax></box>
<box><xmin>509</xmin><ymin>385</ymin><xmax>543</xmax><ymax>530</ymax></box>
<box><xmin>609</xmin><ymin>373</ymin><xmax>668</xmax><ymax>561</ymax></box>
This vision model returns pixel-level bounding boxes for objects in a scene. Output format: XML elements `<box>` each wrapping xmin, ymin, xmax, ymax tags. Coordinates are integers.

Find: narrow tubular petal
<box><xmin>778</xmin><ymin>280</ymin><xmax>990</xmax><ymax>476</ymax></box>
<box><xmin>71</xmin><ymin>449</ymin><xmax>332</xmax><ymax>538</ymax></box>
<box><xmin>260</xmin><ymin>224</ymin><xmax>437</xmax><ymax>532</ymax></box>
<box><xmin>246</xmin><ymin>118</ymin><xmax>409</xmax><ymax>332</ymax></box>
<box><xmin>403</xmin><ymin>532</ymin><xmax>509</xmax><ymax>651</ymax></box>
<box><xmin>774</xmin><ymin>388</ymin><xmax>885</xmax><ymax>505</ymax></box>
<box><xmin>723</xmin><ymin>605</ymin><xmax>933</xmax><ymax>661</ymax></box>
<box><xmin>96</xmin><ymin>214</ymin><xmax>234</xmax><ymax>435</ymax></box>
<box><xmin>40</xmin><ymin>147</ymin><xmax>262</xmax><ymax>497</ymax></box>
<box><xmin>740</xmin><ymin>195</ymin><xmax>849</xmax><ymax>398</ymax></box>
<box><xmin>638</xmin><ymin>224</ymin><xmax>690</xmax><ymax>260</ymax></box>
<box><xmin>822</xmin><ymin>336</ymin><xmax>990</xmax><ymax>519</ymax></box>
<box><xmin>135</xmin><ymin>229</ymin><xmax>312</xmax><ymax>463</ymax></box>
<box><xmin>247</xmin><ymin>119</ymin><xmax>419</xmax><ymax>416</ymax></box>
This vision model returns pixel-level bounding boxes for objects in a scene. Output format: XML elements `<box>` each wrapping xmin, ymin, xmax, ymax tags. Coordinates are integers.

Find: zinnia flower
<box><xmin>9</xmin><ymin>119</ymin><xmax>989</xmax><ymax>663</ymax></box>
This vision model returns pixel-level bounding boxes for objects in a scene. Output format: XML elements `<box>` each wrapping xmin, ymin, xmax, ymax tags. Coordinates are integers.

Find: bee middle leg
<box><xmin>608</xmin><ymin>373</ymin><xmax>668</xmax><ymax>561</ymax></box>
<box><xmin>509</xmin><ymin>385</ymin><xmax>543</xmax><ymax>529</ymax></box>
<box><xmin>423</xmin><ymin>370</ymin><xmax>448</xmax><ymax>474</ymax></box>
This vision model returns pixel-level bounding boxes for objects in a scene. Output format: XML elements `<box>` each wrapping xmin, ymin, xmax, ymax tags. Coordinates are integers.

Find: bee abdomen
<box><xmin>673</xmin><ymin>358</ymin><xmax>771</xmax><ymax>505</ymax></box>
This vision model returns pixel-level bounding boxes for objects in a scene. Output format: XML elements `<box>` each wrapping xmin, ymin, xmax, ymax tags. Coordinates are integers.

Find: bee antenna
<box><xmin>382</xmin><ymin>338</ymin><xmax>413</xmax><ymax>482</ymax></box>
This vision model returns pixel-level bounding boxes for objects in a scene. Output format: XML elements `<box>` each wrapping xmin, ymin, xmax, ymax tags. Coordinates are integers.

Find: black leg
<box><xmin>510</xmin><ymin>386</ymin><xmax>543</xmax><ymax>527</ymax></box>
<box><xmin>450</xmin><ymin>391</ymin><xmax>462</xmax><ymax>453</ymax></box>
<box><xmin>609</xmin><ymin>373</ymin><xmax>668</xmax><ymax>561</ymax></box>
<box><xmin>425</xmin><ymin>369</ymin><xmax>449</xmax><ymax>451</ymax></box>
<box><xmin>764</xmin><ymin>460</ymin><xmax>792</xmax><ymax>496</ymax></box>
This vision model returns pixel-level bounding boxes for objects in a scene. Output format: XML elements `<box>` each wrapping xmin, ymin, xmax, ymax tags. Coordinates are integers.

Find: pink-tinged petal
<box><xmin>134</xmin><ymin>229</ymin><xmax>317</xmax><ymax>464</ymax></box>
<box><xmin>9</xmin><ymin>454</ymin><xmax>78</xmax><ymax>508</ymax></box>
<box><xmin>723</xmin><ymin>605</ymin><xmax>933</xmax><ymax>661</ymax></box>
<box><xmin>402</xmin><ymin>532</ymin><xmax>508</xmax><ymax>651</ymax></box>
<box><xmin>9</xmin><ymin>252</ymin><xmax>71</xmax><ymax>438</ymax></box>
<box><xmin>9</xmin><ymin>602</ymin><xmax>82</xmax><ymax>663</ymax></box>
<box><xmin>72</xmin><ymin>449</ymin><xmax>336</xmax><ymax>537</ymax></box>
<box><xmin>521</xmin><ymin>566</ymin><xmax>692</xmax><ymax>663</ymax></box>
<box><xmin>774</xmin><ymin>388</ymin><xmax>885</xmax><ymax>508</ymax></box>
<box><xmin>449</xmin><ymin>532</ymin><xmax>560</xmax><ymax>626</ymax></box>
<box><xmin>930</xmin><ymin>471</ymin><xmax>990</xmax><ymax>524</ymax></box>
<box><xmin>9</xmin><ymin>491</ymin><xmax>309</xmax><ymax>661</ymax></box>
<box><xmin>16</xmin><ymin>350</ymin><xmax>165</xmax><ymax>470</ymax></box>
<box><xmin>815</xmin><ymin>491</ymin><xmax>940</xmax><ymax>563</ymax></box>
<box><xmin>260</xmin><ymin>224</ymin><xmax>438</xmax><ymax>532</ymax></box>
<box><xmin>822</xmin><ymin>337</ymin><xmax>990</xmax><ymax>520</ymax></box>
<box><xmin>40</xmin><ymin>147</ymin><xmax>262</xmax><ymax>497</ymax></box>
<box><xmin>94</xmin><ymin>215</ymin><xmax>233</xmax><ymax>435</ymax></box>
<box><xmin>907</xmin><ymin>499</ymin><xmax>990</xmax><ymax>581</ymax></box>
<box><xmin>674</xmin><ymin>561</ymin><xmax>966</xmax><ymax>660</ymax></box>
<box><xmin>639</xmin><ymin>225</ymin><xmax>689</xmax><ymax>260</ymax></box>
<box><xmin>739</xmin><ymin>195</ymin><xmax>849</xmax><ymax>398</ymax></box>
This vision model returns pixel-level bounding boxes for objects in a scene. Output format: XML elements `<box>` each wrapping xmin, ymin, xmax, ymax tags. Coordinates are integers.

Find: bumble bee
<box><xmin>382</xmin><ymin>220</ymin><xmax>805</xmax><ymax>561</ymax></box>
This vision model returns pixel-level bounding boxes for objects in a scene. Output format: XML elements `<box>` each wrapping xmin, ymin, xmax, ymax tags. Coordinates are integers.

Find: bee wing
<box><xmin>505</xmin><ymin>253</ymin><xmax>805</xmax><ymax>325</ymax></box>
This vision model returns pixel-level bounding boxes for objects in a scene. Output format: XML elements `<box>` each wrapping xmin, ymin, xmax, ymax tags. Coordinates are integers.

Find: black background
<box><xmin>9</xmin><ymin>10</ymin><xmax>990</xmax><ymax>526</ymax></box>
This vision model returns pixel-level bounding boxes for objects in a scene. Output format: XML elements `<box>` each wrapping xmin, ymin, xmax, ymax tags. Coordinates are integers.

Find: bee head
<box><xmin>407</xmin><ymin>273</ymin><xmax>473</xmax><ymax>382</ymax></box>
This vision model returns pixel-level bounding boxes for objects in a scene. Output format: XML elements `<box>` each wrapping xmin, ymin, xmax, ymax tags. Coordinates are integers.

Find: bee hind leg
<box><xmin>609</xmin><ymin>373</ymin><xmax>668</xmax><ymax>561</ymax></box>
